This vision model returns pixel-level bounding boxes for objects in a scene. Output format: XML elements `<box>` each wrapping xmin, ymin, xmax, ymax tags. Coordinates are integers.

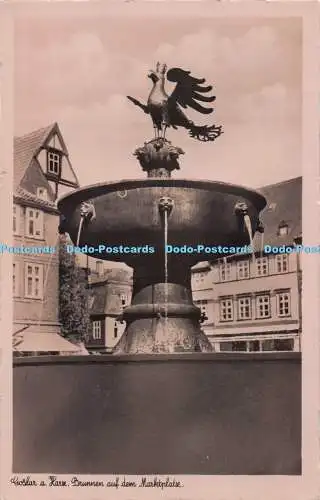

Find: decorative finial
<box><xmin>134</xmin><ymin>138</ymin><xmax>184</xmax><ymax>178</ymax></box>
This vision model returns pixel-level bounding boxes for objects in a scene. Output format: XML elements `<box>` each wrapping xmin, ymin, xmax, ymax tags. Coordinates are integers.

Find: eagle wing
<box><xmin>167</xmin><ymin>67</ymin><xmax>216</xmax><ymax>115</ymax></box>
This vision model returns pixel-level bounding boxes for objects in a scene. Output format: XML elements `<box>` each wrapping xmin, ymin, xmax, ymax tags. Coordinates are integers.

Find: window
<box><xmin>193</xmin><ymin>271</ymin><xmax>206</xmax><ymax>285</ymax></box>
<box><xmin>13</xmin><ymin>262</ymin><xmax>19</xmax><ymax>296</ymax></box>
<box><xmin>268</xmin><ymin>203</ymin><xmax>277</xmax><ymax>211</ymax></box>
<box><xmin>256</xmin><ymin>294</ymin><xmax>271</xmax><ymax>319</ymax></box>
<box><xmin>277</xmin><ymin>292</ymin><xmax>291</xmax><ymax>317</ymax></box>
<box><xmin>237</xmin><ymin>260</ymin><xmax>249</xmax><ymax>279</ymax></box>
<box><xmin>219</xmin><ymin>298</ymin><xmax>233</xmax><ymax>321</ymax></box>
<box><xmin>114</xmin><ymin>321</ymin><xmax>118</xmax><ymax>339</ymax></box>
<box><xmin>25</xmin><ymin>263</ymin><xmax>43</xmax><ymax>299</ymax></box>
<box><xmin>26</xmin><ymin>208</ymin><xmax>44</xmax><ymax>239</ymax></box>
<box><xmin>96</xmin><ymin>261</ymin><xmax>103</xmax><ymax>275</ymax></box>
<box><xmin>219</xmin><ymin>262</ymin><xmax>232</xmax><ymax>281</ymax></box>
<box><xmin>92</xmin><ymin>320</ymin><xmax>102</xmax><ymax>340</ymax></box>
<box><xmin>262</xmin><ymin>338</ymin><xmax>294</xmax><ymax>352</ymax></box>
<box><xmin>275</xmin><ymin>254</ymin><xmax>288</xmax><ymax>273</ymax></box>
<box><xmin>248</xmin><ymin>340</ymin><xmax>260</xmax><ymax>352</ymax></box>
<box><xmin>196</xmin><ymin>299</ymin><xmax>208</xmax><ymax>319</ymax></box>
<box><xmin>237</xmin><ymin>296</ymin><xmax>251</xmax><ymax>320</ymax></box>
<box><xmin>255</xmin><ymin>257</ymin><xmax>268</xmax><ymax>276</ymax></box>
<box><xmin>120</xmin><ymin>293</ymin><xmax>128</xmax><ymax>307</ymax></box>
<box><xmin>278</xmin><ymin>221</ymin><xmax>289</xmax><ymax>236</ymax></box>
<box><xmin>13</xmin><ymin>204</ymin><xmax>20</xmax><ymax>235</ymax></box>
<box><xmin>47</xmin><ymin>150</ymin><xmax>61</xmax><ymax>175</ymax></box>
<box><xmin>232</xmin><ymin>341</ymin><xmax>247</xmax><ymax>352</ymax></box>
<box><xmin>36</xmin><ymin>187</ymin><xmax>48</xmax><ymax>200</ymax></box>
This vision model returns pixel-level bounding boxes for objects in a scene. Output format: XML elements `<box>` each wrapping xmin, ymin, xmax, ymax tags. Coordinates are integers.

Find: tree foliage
<box><xmin>59</xmin><ymin>234</ymin><xmax>90</xmax><ymax>343</ymax></box>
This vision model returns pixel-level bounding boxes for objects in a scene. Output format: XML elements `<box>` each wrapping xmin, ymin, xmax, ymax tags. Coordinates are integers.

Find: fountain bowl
<box><xmin>57</xmin><ymin>179</ymin><xmax>266</xmax><ymax>264</ymax></box>
<box><xmin>57</xmin><ymin>178</ymin><xmax>267</xmax><ymax>354</ymax></box>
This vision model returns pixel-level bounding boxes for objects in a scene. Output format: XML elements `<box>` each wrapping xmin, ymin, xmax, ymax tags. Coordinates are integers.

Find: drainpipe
<box><xmin>293</xmin><ymin>235</ymin><xmax>302</xmax><ymax>352</ymax></box>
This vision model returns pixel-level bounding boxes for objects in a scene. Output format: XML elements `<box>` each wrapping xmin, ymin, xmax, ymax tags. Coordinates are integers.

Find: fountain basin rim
<box><xmin>57</xmin><ymin>178</ymin><xmax>266</xmax><ymax>212</ymax></box>
<box><xmin>13</xmin><ymin>352</ymin><xmax>301</xmax><ymax>367</ymax></box>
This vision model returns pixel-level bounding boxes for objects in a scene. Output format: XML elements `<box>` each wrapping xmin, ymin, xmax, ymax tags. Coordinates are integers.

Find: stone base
<box><xmin>12</xmin><ymin>353</ymin><xmax>301</xmax><ymax>474</ymax></box>
<box><xmin>113</xmin><ymin>317</ymin><xmax>213</xmax><ymax>354</ymax></box>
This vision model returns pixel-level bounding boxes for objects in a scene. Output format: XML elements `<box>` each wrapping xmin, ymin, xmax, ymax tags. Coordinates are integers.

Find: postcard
<box><xmin>0</xmin><ymin>1</ymin><xmax>319</xmax><ymax>499</ymax></box>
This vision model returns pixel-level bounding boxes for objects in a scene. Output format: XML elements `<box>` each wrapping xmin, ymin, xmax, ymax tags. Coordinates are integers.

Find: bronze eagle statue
<box><xmin>127</xmin><ymin>62</ymin><xmax>223</xmax><ymax>142</ymax></box>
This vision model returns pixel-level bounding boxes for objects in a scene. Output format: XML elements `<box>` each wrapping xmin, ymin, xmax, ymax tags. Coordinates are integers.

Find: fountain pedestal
<box><xmin>114</xmin><ymin>259</ymin><xmax>212</xmax><ymax>354</ymax></box>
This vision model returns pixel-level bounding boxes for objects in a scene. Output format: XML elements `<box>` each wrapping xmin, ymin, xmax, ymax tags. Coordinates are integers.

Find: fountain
<box><xmin>57</xmin><ymin>139</ymin><xmax>265</xmax><ymax>354</ymax></box>
<box><xmin>12</xmin><ymin>63</ymin><xmax>301</xmax><ymax>475</ymax></box>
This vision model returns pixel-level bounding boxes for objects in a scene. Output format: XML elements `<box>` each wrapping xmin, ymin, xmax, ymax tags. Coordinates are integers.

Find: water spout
<box><xmin>76</xmin><ymin>201</ymin><xmax>96</xmax><ymax>246</ymax></box>
<box><xmin>257</xmin><ymin>220</ymin><xmax>265</xmax><ymax>257</ymax></box>
<box><xmin>234</xmin><ymin>201</ymin><xmax>255</xmax><ymax>267</ymax></box>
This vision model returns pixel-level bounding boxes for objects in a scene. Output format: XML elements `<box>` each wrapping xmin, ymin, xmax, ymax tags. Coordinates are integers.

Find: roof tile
<box><xmin>14</xmin><ymin>123</ymin><xmax>56</xmax><ymax>190</ymax></box>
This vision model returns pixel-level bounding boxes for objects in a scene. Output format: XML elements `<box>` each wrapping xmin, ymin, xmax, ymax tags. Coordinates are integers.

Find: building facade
<box><xmin>191</xmin><ymin>177</ymin><xmax>302</xmax><ymax>353</ymax></box>
<box><xmin>87</xmin><ymin>267</ymin><xmax>132</xmax><ymax>352</ymax></box>
<box><xmin>13</xmin><ymin>123</ymin><xmax>80</xmax><ymax>352</ymax></box>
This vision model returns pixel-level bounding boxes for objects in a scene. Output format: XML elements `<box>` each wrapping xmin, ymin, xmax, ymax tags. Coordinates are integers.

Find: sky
<box><xmin>14</xmin><ymin>15</ymin><xmax>302</xmax><ymax>188</ymax></box>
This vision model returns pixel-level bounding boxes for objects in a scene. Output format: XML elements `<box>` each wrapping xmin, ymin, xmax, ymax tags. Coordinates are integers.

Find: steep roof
<box><xmin>14</xmin><ymin>123</ymin><xmax>56</xmax><ymax>190</ymax></box>
<box><xmin>89</xmin><ymin>283</ymin><xmax>107</xmax><ymax>315</ymax></box>
<box><xmin>257</xmin><ymin>176</ymin><xmax>302</xmax><ymax>248</ymax></box>
<box><xmin>14</xmin><ymin>185</ymin><xmax>58</xmax><ymax>211</ymax></box>
<box><xmin>14</xmin><ymin>122</ymin><xmax>80</xmax><ymax>212</ymax></box>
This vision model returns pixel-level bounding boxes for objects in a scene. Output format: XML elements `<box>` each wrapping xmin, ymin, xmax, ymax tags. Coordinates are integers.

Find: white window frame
<box><xmin>256</xmin><ymin>294</ymin><xmax>271</xmax><ymax>319</ymax></box>
<box><xmin>47</xmin><ymin>151</ymin><xmax>61</xmax><ymax>175</ymax></box>
<box><xmin>114</xmin><ymin>321</ymin><xmax>118</xmax><ymax>339</ymax></box>
<box><xmin>196</xmin><ymin>299</ymin><xmax>208</xmax><ymax>315</ymax></box>
<box><xmin>92</xmin><ymin>320</ymin><xmax>102</xmax><ymax>340</ymax></box>
<box><xmin>237</xmin><ymin>296</ymin><xmax>251</xmax><ymax>320</ymax></box>
<box><xmin>279</xmin><ymin>225</ymin><xmax>289</xmax><ymax>236</ymax></box>
<box><xmin>277</xmin><ymin>292</ymin><xmax>291</xmax><ymax>317</ymax></box>
<box><xmin>25</xmin><ymin>208</ymin><xmax>44</xmax><ymax>239</ymax></box>
<box><xmin>237</xmin><ymin>260</ymin><xmax>250</xmax><ymax>279</ymax></box>
<box><xmin>275</xmin><ymin>254</ymin><xmax>289</xmax><ymax>273</ymax></box>
<box><xmin>219</xmin><ymin>262</ymin><xmax>232</xmax><ymax>282</ymax></box>
<box><xmin>219</xmin><ymin>298</ymin><xmax>233</xmax><ymax>322</ymax></box>
<box><xmin>24</xmin><ymin>263</ymin><xmax>44</xmax><ymax>299</ymax></box>
<box><xmin>120</xmin><ymin>293</ymin><xmax>128</xmax><ymax>306</ymax></box>
<box><xmin>13</xmin><ymin>204</ymin><xmax>20</xmax><ymax>235</ymax></box>
<box><xmin>255</xmin><ymin>257</ymin><xmax>268</xmax><ymax>277</ymax></box>
<box><xmin>13</xmin><ymin>262</ymin><xmax>19</xmax><ymax>297</ymax></box>
<box><xmin>36</xmin><ymin>187</ymin><xmax>48</xmax><ymax>201</ymax></box>
<box><xmin>96</xmin><ymin>260</ymin><xmax>103</xmax><ymax>274</ymax></box>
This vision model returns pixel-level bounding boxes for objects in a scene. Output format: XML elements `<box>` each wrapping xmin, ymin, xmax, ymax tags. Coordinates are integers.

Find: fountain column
<box><xmin>113</xmin><ymin>138</ymin><xmax>213</xmax><ymax>354</ymax></box>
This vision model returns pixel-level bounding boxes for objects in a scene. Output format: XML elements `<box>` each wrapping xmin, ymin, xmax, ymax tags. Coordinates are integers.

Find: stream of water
<box><xmin>260</xmin><ymin>230</ymin><xmax>264</xmax><ymax>257</ymax></box>
<box><xmin>76</xmin><ymin>217</ymin><xmax>84</xmax><ymax>247</ymax></box>
<box><xmin>243</xmin><ymin>214</ymin><xmax>255</xmax><ymax>268</ymax></box>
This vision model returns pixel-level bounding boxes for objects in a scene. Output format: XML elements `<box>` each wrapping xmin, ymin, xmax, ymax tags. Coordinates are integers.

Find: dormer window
<box><xmin>278</xmin><ymin>221</ymin><xmax>289</xmax><ymax>236</ymax></box>
<box><xmin>268</xmin><ymin>202</ymin><xmax>277</xmax><ymax>211</ymax></box>
<box><xmin>47</xmin><ymin>149</ymin><xmax>61</xmax><ymax>176</ymax></box>
<box><xmin>36</xmin><ymin>187</ymin><xmax>47</xmax><ymax>200</ymax></box>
